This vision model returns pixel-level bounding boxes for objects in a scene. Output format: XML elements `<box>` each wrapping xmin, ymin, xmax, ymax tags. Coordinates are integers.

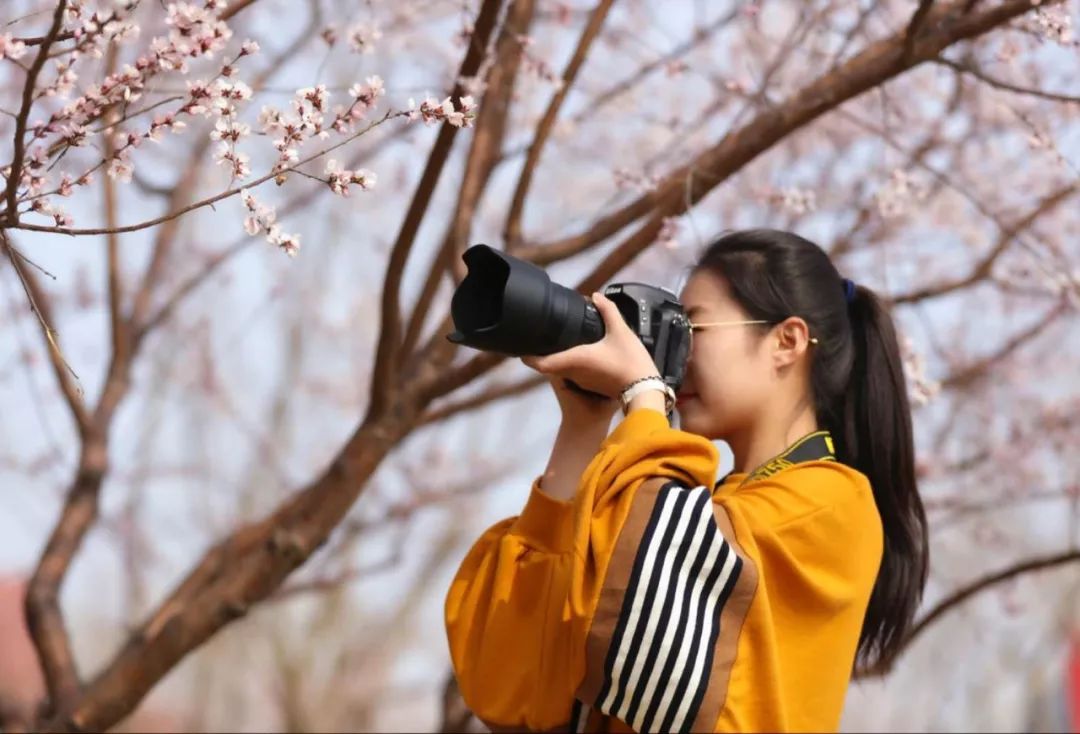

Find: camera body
<box><xmin>446</xmin><ymin>244</ymin><xmax>692</xmax><ymax>397</ymax></box>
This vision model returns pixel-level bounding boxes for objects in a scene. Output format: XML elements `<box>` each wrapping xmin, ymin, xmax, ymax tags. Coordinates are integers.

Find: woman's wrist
<box><xmin>627</xmin><ymin>389</ymin><xmax>669</xmax><ymax>416</ymax></box>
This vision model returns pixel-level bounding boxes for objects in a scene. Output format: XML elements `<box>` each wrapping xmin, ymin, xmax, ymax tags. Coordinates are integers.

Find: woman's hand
<box><xmin>522</xmin><ymin>291</ymin><xmax>660</xmax><ymax>409</ymax></box>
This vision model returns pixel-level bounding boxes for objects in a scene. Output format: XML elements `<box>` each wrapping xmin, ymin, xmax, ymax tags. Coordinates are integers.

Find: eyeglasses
<box><xmin>689</xmin><ymin>319</ymin><xmax>770</xmax><ymax>332</ymax></box>
<box><xmin>688</xmin><ymin>319</ymin><xmax>819</xmax><ymax>345</ymax></box>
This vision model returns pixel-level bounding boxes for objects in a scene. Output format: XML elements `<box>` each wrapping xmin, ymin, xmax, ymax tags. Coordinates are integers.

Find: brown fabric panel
<box><xmin>575</xmin><ymin>476</ymin><xmax>669</xmax><ymax>705</ymax></box>
<box><xmin>689</xmin><ymin>501</ymin><xmax>760</xmax><ymax>733</ymax></box>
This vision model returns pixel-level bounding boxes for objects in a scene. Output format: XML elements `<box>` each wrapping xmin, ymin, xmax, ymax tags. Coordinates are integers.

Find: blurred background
<box><xmin>0</xmin><ymin>0</ymin><xmax>1078</xmax><ymax>730</ymax></box>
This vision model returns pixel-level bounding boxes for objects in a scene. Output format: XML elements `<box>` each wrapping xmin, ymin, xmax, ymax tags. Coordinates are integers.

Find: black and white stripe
<box><xmin>593</xmin><ymin>482</ymin><xmax>742</xmax><ymax>733</ymax></box>
<box><xmin>569</xmin><ymin>698</ymin><xmax>590</xmax><ymax>733</ymax></box>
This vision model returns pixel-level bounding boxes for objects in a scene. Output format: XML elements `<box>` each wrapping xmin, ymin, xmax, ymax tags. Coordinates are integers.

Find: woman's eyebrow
<box><xmin>685</xmin><ymin>305</ymin><xmax>706</xmax><ymax>316</ymax></box>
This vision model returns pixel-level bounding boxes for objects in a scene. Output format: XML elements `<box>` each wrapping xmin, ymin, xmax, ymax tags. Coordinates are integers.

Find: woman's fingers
<box><xmin>591</xmin><ymin>292</ymin><xmax>627</xmax><ymax>336</ymax></box>
<box><xmin>524</xmin><ymin>346</ymin><xmax>585</xmax><ymax>374</ymax></box>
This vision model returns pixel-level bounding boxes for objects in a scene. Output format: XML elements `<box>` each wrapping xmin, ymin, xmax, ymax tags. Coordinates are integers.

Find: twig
<box><xmin>503</xmin><ymin>0</ymin><xmax>615</xmax><ymax>249</ymax></box>
<box><xmin>0</xmin><ymin>231</ymin><xmax>86</xmax><ymax>426</ymax></box>
<box><xmin>4</xmin><ymin>0</ymin><xmax>69</xmax><ymax>223</ymax></box>
<box><xmin>940</xmin><ymin>299</ymin><xmax>1070</xmax><ymax>389</ymax></box>
<box><xmin>417</xmin><ymin>373</ymin><xmax>547</xmax><ymax>426</ymax></box>
<box><xmin>933</xmin><ymin>56</ymin><xmax>1080</xmax><ymax>104</ymax></box>
<box><xmin>10</xmin><ymin>110</ymin><xmax>400</xmax><ymax>236</ymax></box>
<box><xmin>399</xmin><ymin>0</ymin><xmax>537</xmax><ymax>360</ymax></box>
<box><xmin>368</xmin><ymin>0</ymin><xmax>506</xmax><ymax>419</ymax></box>
<box><xmin>866</xmin><ymin>549</ymin><xmax>1080</xmax><ymax>675</ymax></box>
<box><xmin>891</xmin><ymin>185</ymin><xmax>1076</xmax><ymax>304</ymax></box>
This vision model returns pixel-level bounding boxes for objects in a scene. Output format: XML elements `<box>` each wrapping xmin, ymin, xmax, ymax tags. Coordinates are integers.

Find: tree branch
<box><xmin>422</xmin><ymin>0</ymin><xmax>1060</xmax><ymax>402</ymax></box>
<box><xmin>3</xmin><ymin>0</ymin><xmax>68</xmax><ymax>223</ymax></box>
<box><xmin>867</xmin><ymin>549</ymin><xmax>1080</xmax><ymax>676</ymax></box>
<box><xmin>565</xmin><ymin>7</ymin><xmax>740</xmax><ymax>130</ymax></box>
<box><xmin>10</xmin><ymin>110</ymin><xmax>398</xmax><ymax>237</ymax></box>
<box><xmin>25</xmin><ymin>432</ymin><xmax>112</xmax><ymax>719</ymax></box>
<box><xmin>891</xmin><ymin>185</ymin><xmax>1076</xmax><ymax>304</ymax></box>
<box><xmin>904</xmin><ymin>0</ymin><xmax>936</xmax><ymax>62</ymax></box>
<box><xmin>400</xmin><ymin>0</ymin><xmax>536</xmax><ymax>361</ymax></box>
<box><xmin>368</xmin><ymin>0</ymin><xmax>507</xmax><ymax>418</ymax></box>
<box><xmin>0</xmin><ymin>231</ymin><xmax>89</xmax><ymax>433</ymax></box>
<box><xmin>940</xmin><ymin>299</ymin><xmax>1070</xmax><ymax>390</ymax></box>
<box><xmin>503</xmin><ymin>0</ymin><xmax>615</xmax><ymax>250</ymax></box>
<box><xmin>417</xmin><ymin>373</ymin><xmax>547</xmax><ymax>426</ymax></box>
<box><xmin>934</xmin><ymin>56</ymin><xmax>1080</xmax><ymax>104</ymax></box>
<box><xmin>127</xmin><ymin>0</ymin><xmax>321</xmax><ymax>333</ymax></box>
<box><xmin>513</xmin><ymin>0</ymin><xmax>1061</xmax><ymax>268</ymax></box>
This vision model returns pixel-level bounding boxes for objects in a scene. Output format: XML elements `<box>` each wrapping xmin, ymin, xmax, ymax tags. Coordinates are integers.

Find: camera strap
<box><xmin>715</xmin><ymin>429</ymin><xmax>837</xmax><ymax>491</ymax></box>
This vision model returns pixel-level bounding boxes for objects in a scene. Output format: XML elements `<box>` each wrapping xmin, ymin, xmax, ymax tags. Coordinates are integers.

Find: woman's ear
<box><xmin>772</xmin><ymin>316</ymin><xmax>812</xmax><ymax>369</ymax></box>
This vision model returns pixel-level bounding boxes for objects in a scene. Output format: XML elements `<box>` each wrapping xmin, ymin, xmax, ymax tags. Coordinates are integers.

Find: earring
<box><xmin>809</xmin><ymin>337</ymin><xmax>819</xmax><ymax>345</ymax></box>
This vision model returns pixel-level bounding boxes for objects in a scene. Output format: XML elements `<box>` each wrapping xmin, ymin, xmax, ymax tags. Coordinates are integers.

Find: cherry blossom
<box><xmin>0</xmin><ymin>34</ymin><xmax>29</xmax><ymax>61</ymax></box>
<box><xmin>405</xmin><ymin>94</ymin><xmax>476</xmax><ymax>127</ymax></box>
<box><xmin>240</xmin><ymin>188</ymin><xmax>301</xmax><ymax>257</ymax></box>
<box><xmin>324</xmin><ymin>159</ymin><xmax>376</xmax><ymax>197</ymax></box>
<box><xmin>346</xmin><ymin>22</ymin><xmax>382</xmax><ymax>54</ymax></box>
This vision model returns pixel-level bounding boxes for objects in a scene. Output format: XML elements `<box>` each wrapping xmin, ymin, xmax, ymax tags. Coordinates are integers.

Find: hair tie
<box><xmin>842</xmin><ymin>278</ymin><xmax>856</xmax><ymax>304</ymax></box>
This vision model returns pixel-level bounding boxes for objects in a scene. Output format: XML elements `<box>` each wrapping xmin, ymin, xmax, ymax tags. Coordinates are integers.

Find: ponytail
<box><xmin>693</xmin><ymin>228</ymin><xmax>930</xmax><ymax>676</ymax></box>
<box><xmin>840</xmin><ymin>284</ymin><xmax>929</xmax><ymax>676</ymax></box>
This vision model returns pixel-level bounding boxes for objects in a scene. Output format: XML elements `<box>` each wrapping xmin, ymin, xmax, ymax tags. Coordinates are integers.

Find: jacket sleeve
<box><xmin>444</xmin><ymin>408</ymin><xmax>755</xmax><ymax>732</ymax></box>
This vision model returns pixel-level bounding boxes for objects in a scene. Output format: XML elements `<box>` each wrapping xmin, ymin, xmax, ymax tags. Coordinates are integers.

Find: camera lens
<box><xmin>447</xmin><ymin>244</ymin><xmax>603</xmax><ymax>356</ymax></box>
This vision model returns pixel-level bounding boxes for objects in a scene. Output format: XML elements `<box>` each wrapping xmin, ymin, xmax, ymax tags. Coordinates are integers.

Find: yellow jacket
<box><xmin>445</xmin><ymin>408</ymin><xmax>883</xmax><ymax>732</ymax></box>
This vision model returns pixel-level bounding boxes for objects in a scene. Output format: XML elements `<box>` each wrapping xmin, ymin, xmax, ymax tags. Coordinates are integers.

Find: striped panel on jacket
<box><xmin>571</xmin><ymin>477</ymin><xmax>758</xmax><ymax>733</ymax></box>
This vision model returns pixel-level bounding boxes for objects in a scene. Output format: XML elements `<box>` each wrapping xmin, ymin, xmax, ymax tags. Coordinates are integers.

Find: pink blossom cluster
<box><xmin>241</xmin><ymin>189</ymin><xmax>301</xmax><ymax>257</ymax></box>
<box><xmin>1024</xmin><ymin>5</ymin><xmax>1075</xmax><ymax>45</ymax></box>
<box><xmin>324</xmin><ymin>160</ymin><xmax>376</xmax><ymax>197</ymax></box>
<box><xmin>874</xmin><ymin>169</ymin><xmax>928</xmax><ymax>219</ymax></box>
<box><xmin>898</xmin><ymin>332</ymin><xmax>940</xmax><ymax>407</ymax></box>
<box><xmin>656</xmin><ymin>216</ymin><xmax>682</xmax><ymax>250</ymax></box>
<box><xmin>346</xmin><ymin>22</ymin><xmax>383</xmax><ymax>54</ymax></box>
<box><xmin>514</xmin><ymin>34</ymin><xmax>564</xmax><ymax>89</ymax></box>
<box><xmin>405</xmin><ymin>94</ymin><xmax>476</xmax><ymax>127</ymax></box>
<box><xmin>0</xmin><ymin>33</ymin><xmax>29</xmax><ymax>61</ymax></box>
<box><xmin>613</xmin><ymin>166</ymin><xmax>661</xmax><ymax>193</ymax></box>
<box><xmin>757</xmin><ymin>186</ymin><xmax>817</xmax><ymax>216</ymax></box>
<box><xmin>6</xmin><ymin>0</ymin><xmax>248</xmax><ymax>222</ymax></box>
<box><xmin>258</xmin><ymin>76</ymin><xmax>386</xmax><ymax>180</ymax></box>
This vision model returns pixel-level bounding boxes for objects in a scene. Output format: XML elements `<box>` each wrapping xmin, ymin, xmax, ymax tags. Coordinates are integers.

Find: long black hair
<box><xmin>690</xmin><ymin>228</ymin><xmax>928</xmax><ymax>676</ymax></box>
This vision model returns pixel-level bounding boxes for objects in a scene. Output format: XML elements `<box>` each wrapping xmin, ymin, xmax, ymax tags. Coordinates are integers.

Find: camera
<box><xmin>446</xmin><ymin>244</ymin><xmax>692</xmax><ymax>400</ymax></box>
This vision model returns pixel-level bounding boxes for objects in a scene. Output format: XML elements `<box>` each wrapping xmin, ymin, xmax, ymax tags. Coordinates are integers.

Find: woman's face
<box><xmin>676</xmin><ymin>268</ymin><xmax>775</xmax><ymax>441</ymax></box>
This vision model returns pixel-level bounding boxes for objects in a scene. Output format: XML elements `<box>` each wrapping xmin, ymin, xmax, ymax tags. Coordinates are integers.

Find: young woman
<box><xmin>444</xmin><ymin>228</ymin><xmax>929</xmax><ymax>732</ymax></box>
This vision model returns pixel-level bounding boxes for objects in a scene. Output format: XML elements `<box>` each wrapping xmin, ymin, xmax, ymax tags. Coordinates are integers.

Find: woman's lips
<box><xmin>676</xmin><ymin>393</ymin><xmax>696</xmax><ymax>404</ymax></box>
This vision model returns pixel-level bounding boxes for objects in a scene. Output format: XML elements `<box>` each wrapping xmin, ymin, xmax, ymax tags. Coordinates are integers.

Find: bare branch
<box><xmin>101</xmin><ymin>45</ymin><xmax>132</xmax><ymax>384</ymax></box>
<box><xmin>565</xmin><ymin>7</ymin><xmax>740</xmax><ymax>130</ymax></box>
<box><xmin>514</xmin><ymin>0</ymin><xmax>1062</xmax><ymax>268</ymax></box>
<box><xmin>934</xmin><ymin>56</ymin><xmax>1080</xmax><ymax>105</ymax></box>
<box><xmin>25</xmin><ymin>431</ymin><xmax>110</xmax><ymax>718</ymax></box>
<box><xmin>400</xmin><ymin>0</ymin><xmax>536</xmax><ymax>360</ymax></box>
<box><xmin>0</xmin><ymin>231</ymin><xmax>89</xmax><ymax>433</ymax></box>
<box><xmin>420</xmin><ymin>0</ymin><xmax>1065</xmax><ymax>404</ymax></box>
<box><xmin>369</xmin><ymin>0</ymin><xmax>508</xmax><ymax>418</ymax></box>
<box><xmin>940</xmin><ymin>299</ymin><xmax>1070</xmax><ymax>390</ymax></box>
<box><xmin>904</xmin><ymin>1</ymin><xmax>936</xmax><ymax>62</ymax></box>
<box><xmin>891</xmin><ymin>185</ymin><xmax>1076</xmax><ymax>304</ymax></box>
<box><xmin>866</xmin><ymin>549</ymin><xmax>1080</xmax><ymax>676</ymax></box>
<box><xmin>417</xmin><ymin>373</ymin><xmax>547</xmax><ymax>426</ymax></box>
<box><xmin>503</xmin><ymin>0</ymin><xmax>615</xmax><ymax>250</ymax></box>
